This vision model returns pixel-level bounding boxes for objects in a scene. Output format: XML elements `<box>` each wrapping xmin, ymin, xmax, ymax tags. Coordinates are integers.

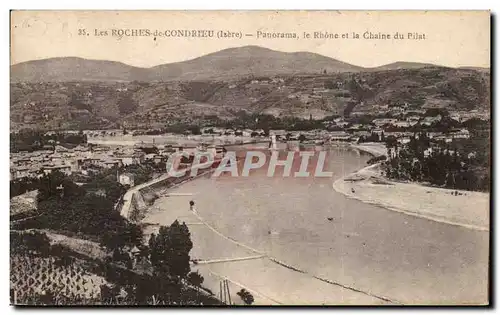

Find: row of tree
<box><xmin>383</xmin><ymin>132</ymin><xmax>489</xmax><ymax>191</ymax></box>
<box><xmin>11</xmin><ymin>129</ymin><xmax>87</xmax><ymax>152</ymax></box>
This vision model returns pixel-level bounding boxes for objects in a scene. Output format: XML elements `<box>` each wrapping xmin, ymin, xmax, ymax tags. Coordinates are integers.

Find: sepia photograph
<box><xmin>9</xmin><ymin>10</ymin><xmax>490</xmax><ymax>306</ymax></box>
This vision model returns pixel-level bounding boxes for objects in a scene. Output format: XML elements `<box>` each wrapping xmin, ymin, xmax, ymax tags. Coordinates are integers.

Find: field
<box><xmin>10</xmin><ymin>253</ymin><xmax>108</xmax><ymax>304</ymax></box>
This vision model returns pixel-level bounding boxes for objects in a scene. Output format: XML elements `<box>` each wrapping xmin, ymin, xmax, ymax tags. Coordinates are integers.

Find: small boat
<box><xmin>327</xmin><ymin>217</ymin><xmax>334</xmax><ymax>221</ymax></box>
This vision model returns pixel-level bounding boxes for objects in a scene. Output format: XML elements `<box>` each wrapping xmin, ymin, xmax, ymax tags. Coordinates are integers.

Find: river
<box><xmin>142</xmin><ymin>143</ymin><xmax>488</xmax><ymax>305</ymax></box>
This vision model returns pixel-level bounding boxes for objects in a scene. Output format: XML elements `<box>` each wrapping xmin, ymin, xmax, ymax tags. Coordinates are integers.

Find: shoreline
<box><xmin>138</xmin><ymin>152</ymin><xmax>396</xmax><ymax>305</ymax></box>
<box><xmin>137</xmin><ymin>143</ymin><xmax>488</xmax><ymax>304</ymax></box>
<box><xmin>141</xmin><ymin>186</ymin><xmax>395</xmax><ymax>305</ymax></box>
<box><xmin>332</xmin><ymin>143</ymin><xmax>489</xmax><ymax>232</ymax></box>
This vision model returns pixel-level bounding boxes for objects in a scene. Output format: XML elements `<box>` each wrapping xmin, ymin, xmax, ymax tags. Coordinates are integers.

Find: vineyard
<box><xmin>11</xmin><ymin>254</ymin><xmax>108</xmax><ymax>304</ymax></box>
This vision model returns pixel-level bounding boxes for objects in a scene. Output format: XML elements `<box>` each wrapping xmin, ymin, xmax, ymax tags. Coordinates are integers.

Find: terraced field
<box><xmin>11</xmin><ymin>254</ymin><xmax>108</xmax><ymax>304</ymax></box>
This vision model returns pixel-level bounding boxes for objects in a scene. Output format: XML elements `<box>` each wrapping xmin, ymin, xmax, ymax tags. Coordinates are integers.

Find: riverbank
<box><xmin>139</xmin><ymin>144</ymin><xmax>487</xmax><ymax>304</ymax></box>
<box><xmin>350</xmin><ymin>142</ymin><xmax>388</xmax><ymax>157</ymax></box>
<box><xmin>142</xmin><ymin>193</ymin><xmax>392</xmax><ymax>305</ymax></box>
<box><xmin>120</xmin><ymin>162</ymin><xmax>218</xmax><ymax>221</ymax></box>
<box><xmin>333</xmin><ymin>143</ymin><xmax>489</xmax><ymax>232</ymax></box>
<box><xmin>88</xmin><ymin>134</ymin><xmax>262</xmax><ymax>147</ymax></box>
<box><xmin>137</xmin><ymin>147</ymin><xmax>393</xmax><ymax>305</ymax></box>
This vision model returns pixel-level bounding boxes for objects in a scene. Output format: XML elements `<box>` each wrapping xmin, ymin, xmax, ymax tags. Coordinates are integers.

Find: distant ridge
<box><xmin>369</xmin><ymin>61</ymin><xmax>443</xmax><ymax>71</ymax></box>
<box><xmin>11</xmin><ymin>57</ymin><xmax>150</xmax><ymax>82</ymax></box>
<box><xmin>10</xmin><ymin>45</ymin><xmax>488</xmax><ymax>82</ymax></box>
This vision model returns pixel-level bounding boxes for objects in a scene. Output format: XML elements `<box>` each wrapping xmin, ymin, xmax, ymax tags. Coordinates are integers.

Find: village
<box><xmin>9</xmin><ymin>101</ymin><xmax>486</xmax><ymax>183</ymax></box>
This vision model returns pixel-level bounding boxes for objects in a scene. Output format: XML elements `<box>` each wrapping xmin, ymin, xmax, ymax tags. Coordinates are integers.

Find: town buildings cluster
<box><xmin>10</xmin><ymin>99</ymin><xmax>488</xmax><ymax>183</ymax></box>
<box><xmin>10</xmin><ymin>140</ymin><xmax>224</xmax><ymax>182</ymax></box>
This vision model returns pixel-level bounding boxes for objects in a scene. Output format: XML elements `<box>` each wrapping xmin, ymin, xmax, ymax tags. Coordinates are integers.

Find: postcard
<box><xmin>10</xmin><ymin>10</ymin><xmax>490</xmax><ymax>306</ymax></box>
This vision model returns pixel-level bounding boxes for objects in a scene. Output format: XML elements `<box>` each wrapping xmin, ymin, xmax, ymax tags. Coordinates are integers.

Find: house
<box><xmin>390</xmin><ymin>107</ymin><xmax>404</xmax><ymax>114</ymax></box>
<box><xmin>145</xmin><ymin>153</ymin><xmax>157</xmax><ymax>160</ymax></box>
<box><xmin>335</xmin><ymin>121</ymin><xmax>350</xmax><ymax>128</ymax></box>
<box><xmin>397</xmin><ymin>137</ymin><xmax>411</xmax><ymax>144</ymax></box>
<box><xmin>13</xmin><ymin>167</ymin><xmax>30</xmax><ymax>179</ymax></box>
<box><xmin>393</xmin><ymin>121</ymin><xmax>411</xmax><ymax>128</ymax></box>
<box><xmin>54</xmin><ymin>145</ymin><xmax>70</xmax><ymax>153</ymax></box>
<box><xmin>424</xmin><ymin>147</ymin><xmax>434</xmax><ymax>157</ymax></box>
<box><xmin>119</xmin><ymin>173</ymin><xmax>135</xmax><ymax>187</ymax></box>
<box><xmin>406</xmin><ymin>115</ymin><xmax>421</xmax><ymax>123</ymax></box>
<box><xmin>160</xmin><ymin>145</ymin><xmax>177</xmax><ymax>154</ymax></box>
<box><xmin>118</xmin><ymin>153</ymin><xmax>144</xmax><ymax>166</ymax></box>
<box><xmin>434</xmin><ymin>135</ymin><xmax>453</xmax><ymax>143</ymax></box>
<box><xmin>329</xmin><ymin>131</ymin><xmax>351</xmax><ymax>141</ymax></box>
<box><xmin>50</xmin><ymin>154</ymin><xmax>64</xmax><ymax>165</ymax></box>
<box><xmin>15</xmin><ymin>158</ymin><xmax>31</xmax><ymax>167</ymax></box>
<box><xmin>372</xmin><ymin>118</ymin><xmax>398</xmax><ymax>127</ymax></box>
<box><xmin>270</xmin><ymin>130</ymin><xmax>287</xmax><ymax>137</ymax></box>
<box><xmin>420</xmin><ymin>115</ymin><xmax>442</xmax><ymax>126</ymax></box>
<box><xmin>348</xmin><ymin>124</ymin><xmax>364</xmax><ymax>130</ymax></box>
<box><xmin>353</xmin><ymin>131</ymin><xmax>371</xmax><ymax>137</ymax></box>
<box><xmin>43</xmin><ymin>165</ymin><xmax>72</xmax><ymax>176</ymax></box>
<box><xmin>153</xmin><ymin>155</ymin><xmax>166</xmax><ymax>164</ymax></box>
<box><xmin>450</xmin><ymin>112</ymin><xmax>462</xmax><ymax>122</ymax></box>
<box><xmin>450</xmin><ymin>129</ymin><xmax>470</xmax><ymax>139</ymax></box>
<box><xmin>425</xmin><ymin>131</ymin><xmax>443</xmax><ymax>139</ymax></box>
<box><xmin>103</xmin><ymin>159</ymin><xmax>122</xmax><ymax>169</ymax></box>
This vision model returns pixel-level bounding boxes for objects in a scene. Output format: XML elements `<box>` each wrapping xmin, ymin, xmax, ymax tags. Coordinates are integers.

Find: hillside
<box><xmin>370</xmin><ymin>62</ymin><xmax>439</xmax><ymax>71</ymax></box>
<box><xmin>10</xmin><ymin>66</ymin><xmax>490</xmax><ymax>131</ymax></box>
<box><xmin>11</xmin><ymin>57</ymin><xmax>150</xmax><ymax>83</ymax></box>
<box><xmin>149</xmin><ymin>46</ymin><xmax>364</xmax><ymax>81</ymax></box>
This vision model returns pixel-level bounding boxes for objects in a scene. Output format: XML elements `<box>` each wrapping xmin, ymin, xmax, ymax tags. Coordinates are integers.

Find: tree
<box><xmin>61</xmin><ymin>178</ymin><xmax>85</xmax><ymax>199</ymax></box>
<box><xmin>237</xmin><ymin>289</ymin><xmax>254</xmax><ymax>305</ymax></box>
<box><xmin>149</xmin><ymin>220</ymin><xmax>193</xmax><ymax>282</ymax></box>
<box><xmin>100</xmin><ymin>223</ymin><xmax>142</xmax><ymax>252</ymax></box>
<box><xmin>187</xmin><ymin>271</ymin><xmax>204</xmax><ymax>302</ymax></box>
<box><xmin>189</xmin><ymin>126</ymin><xmax>202</xmax><ymax>135</ymax></box>
<box><xmin>11</xmin><ymin>231</ymin><xmax>51</xmax><ymax>256</ymax></box>
<box><xmin>385</xmin><ymin>136</ymin><xmax>398</xmax><ymax>149</ymax></box>
<box><xmin>263</xmin><ymin>127</ymin><xmax>270</xmax><ymax>137</ymax></box>
<box><xmin>37</xmin><ymin>170</ymin><xmax>66</xmax><ymax>202</ymax></box>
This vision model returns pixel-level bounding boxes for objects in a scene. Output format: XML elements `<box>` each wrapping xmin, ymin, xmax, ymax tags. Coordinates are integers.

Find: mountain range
<box><xmin>10</xmin><ymin>45</ymin><xmax>490</xmax><ymax>131</ymax></box>
<box><xmin>11</xmin><ymin>45</ymin><xmax>483</xmax><ymax>83</ymax></box>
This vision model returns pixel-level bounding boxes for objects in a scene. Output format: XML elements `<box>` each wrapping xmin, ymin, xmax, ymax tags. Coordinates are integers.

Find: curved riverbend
<box><xmin>142</xmin><ymin>144</ymin><xmax>488</xmax><ymax>305</ymax></box>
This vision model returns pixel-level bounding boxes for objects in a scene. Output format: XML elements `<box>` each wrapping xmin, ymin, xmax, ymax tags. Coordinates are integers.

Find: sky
<box><xmin>10</xmin><ymin>10</ymin><xmax>491</xmax><ymax>68</ymax></box>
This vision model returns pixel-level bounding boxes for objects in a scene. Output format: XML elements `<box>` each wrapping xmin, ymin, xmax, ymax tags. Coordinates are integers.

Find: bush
<box><xmin>11</xmin><ymin>231</ymin><xmax>51</xmax><ymax>256</ymax></box>
<box><xmin>367</xmin><ymin>155</ymin><xmax>387</xmax><ymax>165</ymax></box>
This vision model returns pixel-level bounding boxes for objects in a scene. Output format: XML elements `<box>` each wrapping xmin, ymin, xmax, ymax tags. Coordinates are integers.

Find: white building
<box><xmin>119</xmin><ymin>173</ymin><xmax>135</xmax><ymax>187</ymax></box>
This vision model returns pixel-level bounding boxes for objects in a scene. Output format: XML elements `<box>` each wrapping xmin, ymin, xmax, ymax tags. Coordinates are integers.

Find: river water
<box><xmin>142</xmin><ymin>143</ymin><xmax>488</xmax><ymax>305</ymax></box>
